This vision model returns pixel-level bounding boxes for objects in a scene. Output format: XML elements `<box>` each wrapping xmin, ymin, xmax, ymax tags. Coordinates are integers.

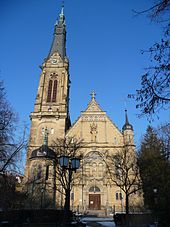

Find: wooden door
<box><xmin>89</xmin><ymin>194</ymin><xmax>101</xmax><ymax>210</ymax></box>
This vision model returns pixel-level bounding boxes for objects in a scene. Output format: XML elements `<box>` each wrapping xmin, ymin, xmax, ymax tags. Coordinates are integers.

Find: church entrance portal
<box><xmin>89</xmin><ymin>194</ymin><xmax>101</xmax><ymax>210</ymax></box>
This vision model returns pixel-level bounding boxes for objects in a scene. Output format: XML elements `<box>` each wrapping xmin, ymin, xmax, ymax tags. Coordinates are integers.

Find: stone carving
<box><xmin>86</xmin><ymin>102</ymin><xmax>102</xmax><ymax>112</ymax></box>
<box><xmin>81</xmin><ymin>115</ymin><xmax>106</xmax><ymax>122</ymax></box>
<box><xmin>50</xmin><ymin>73</ymin><xmax>58</xmax><ymax>79</ymax></box>
<box><xmin>90</xmin><ymin>123</ymin><xmax>98</xmax><ymax>142</ymax></box>
<box><xmin>42</xmin><ymin>127</ymin><xmax>49</xmax><ymax>145</ymax></box>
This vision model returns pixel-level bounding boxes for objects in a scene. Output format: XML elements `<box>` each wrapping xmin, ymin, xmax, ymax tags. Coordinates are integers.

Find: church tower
<box><xmin>25</xmin><ymin>5</ymin><xmax>70</xmax><ymax>179</ymax></box>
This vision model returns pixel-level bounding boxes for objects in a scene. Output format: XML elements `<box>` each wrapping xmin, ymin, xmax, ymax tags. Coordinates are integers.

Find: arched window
<box><xmin>47</xmin><ymin>80</ymin><xmax>53</xmax><ymax>102</ymax></box>
<box><xmin>45</xmin><ymin>165</ymin><xmax>49</xmax><ymax>180</ymax></box>
<box><xmin>37</xmin><ymin>164</ymin><xmax>42</xmax><ymax>179</ymax></box>
<box><xmin>116</xmin><ymin>192</ymin><xmax>119</xmax><ymax>200</ymax></box>
<box><xmin>89</xmin><ymin>186</ymin><xmax>100</xmax><ymax>193</ymax></box>
<box><xmin>52</xmin><ymin>80</ymin><xmax>57</xmax><ymax>102</ymax></box>
<box><xmin>47</xmin><ymin>79</ymin><xmax>58</xmax><ymax>102</ymax></box>
<box><xmin>116</xmin><ymin>192</ymin><xmax>123</xmax><ymax>200</ymax></box>
<box><xmin>119</xmin><ymin>192</ymin><xmax>123</xmax><ymax>200</ymax></box>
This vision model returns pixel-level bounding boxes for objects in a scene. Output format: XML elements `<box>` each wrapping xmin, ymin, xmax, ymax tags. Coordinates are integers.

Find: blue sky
<box><xmin>0</xmin><ymin>0</ymin><xmax>169</xmax><ymax>148</ymax></box>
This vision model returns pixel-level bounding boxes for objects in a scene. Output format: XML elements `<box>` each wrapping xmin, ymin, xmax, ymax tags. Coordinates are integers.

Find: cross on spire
<box><xmin>91</xmin><ymin>91</ymin><xmax>96</xmax><ymax>100</ymax></box>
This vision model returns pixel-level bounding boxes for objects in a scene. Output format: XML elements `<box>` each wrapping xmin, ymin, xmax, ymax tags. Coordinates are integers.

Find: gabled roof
<box><xmin>84</xmin><ymin>97</ymin><xmax>104</xmax><ymax>113</ymax></box>
<box><xmin>66</xmin><ymin>93</ymin><xmax>122</xmax><ymax>137</ymax></box>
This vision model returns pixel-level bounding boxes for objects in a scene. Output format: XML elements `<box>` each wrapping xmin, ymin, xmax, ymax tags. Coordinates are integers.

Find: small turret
<box><xmin>122</xmin><ymin>109</ymin><xmax>133</xmax><ymax>132</ymax></box>
<box><xmin>28</xmin><ymin>128</ymin><xmax>56</xmax><ymax>208</ymax></box>
<box><xmin>30</xmin><ymin>128</ymin><xmax>56</xmax><ymax>159</ymax></box>
<box><xmin>122</xmin><ymin>110</ymin><xmax>134</xmax><ymax>145</ymax></box>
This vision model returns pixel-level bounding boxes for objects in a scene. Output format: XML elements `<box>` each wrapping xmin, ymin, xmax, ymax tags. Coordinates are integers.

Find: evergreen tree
<box><xmin>138</xmin><ymin>126</ymin><xmax>170</xmax><ymax>226</ymax></box>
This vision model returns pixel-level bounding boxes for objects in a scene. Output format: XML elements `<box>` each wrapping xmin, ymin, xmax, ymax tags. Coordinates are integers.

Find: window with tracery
<box><xmin>116</xmin><ymin>192</ymin><xmax>123</xmax><ymax>200</ymax></box>
<box><xmin>46</xmin><ymin>79</ymin><xmax>58</xmax><ymax>102</ymax></box>
<box><xmin>47</xmin><ymin>80</ymin><xmax>53</xmax><ymax>102</ymax></box>
<box><xmin>52</xmin><ymin>80</ymin><xmax>57</xmax><ymax>102</ymax></box>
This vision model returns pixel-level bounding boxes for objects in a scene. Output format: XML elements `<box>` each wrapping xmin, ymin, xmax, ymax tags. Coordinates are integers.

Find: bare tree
<box><xmin>106</xmin><ymin>146</ymin><xmax>142</xmax><ymax>214</ymax></box>
<box><xmin>133</xmin><ymin>0</ymin><xmax>170</xmax><ymax>22</ymax></box>
<box><xmin>0</xmin><ymin>80</ymin><xmax>27</xmax><ymax>209</ymax></box>
<box><xmin>52</xmin><ymin>137</ymin><xmax>83</xmax><ymax>211</ymax></box>
<box><xmin>0</xmin><ymin>80</ymin><xmax>27</xmax><ymax>174</ymax></box>
<box><xmin>129</xmin><ymin>1</ymin><xmax>170</xmax><ymax>118</ymax></box>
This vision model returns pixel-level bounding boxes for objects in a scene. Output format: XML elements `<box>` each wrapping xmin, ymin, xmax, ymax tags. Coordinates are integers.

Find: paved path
<box><xmin>81</xmin><ymin>216</ymin><xmax>116</xmax><ymax>227</ymax></box>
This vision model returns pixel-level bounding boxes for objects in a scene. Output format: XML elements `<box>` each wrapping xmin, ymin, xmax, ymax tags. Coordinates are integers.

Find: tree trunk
<box><xmin>126</xmin><ymin>193</ymin><xmax>129</xmax><ymax>214</ymax></box>
<box><xmin>64</xmin><ymin>168</ymin><xmax>72</xmax><ymax>225</ymax></box>
<box><xmin>64</xmin><ymin>188</ymin><xmax>70</xmax><ymax>212</ymax></box>
<box><xmin>64</xmin><ymin>188</ymin><xmax>71</xmax><ymax>225</ymax></box>
<box><xmin>125</xmin><ymin>193</ymin><xmax>130</xmax><ymax>227</ymax></box>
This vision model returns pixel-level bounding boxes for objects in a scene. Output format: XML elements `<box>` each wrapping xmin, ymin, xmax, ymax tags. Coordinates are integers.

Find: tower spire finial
<box><xmin>60</xmin><ymin>1</ymin><xmax>64</xmax><ymax>17</ymax></box>
<box><xmin>125</xmin><ymin>109</ymin><xmax>129</xmax><ymax>125</ymax></box>
<box><xmin>48</xmin><ymin>1</ymin><xmax>66</xmax><ymax>59</ymax></box>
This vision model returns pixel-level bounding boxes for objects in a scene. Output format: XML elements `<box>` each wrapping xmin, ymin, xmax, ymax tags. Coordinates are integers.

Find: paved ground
<box><xmin>80</xmin><ymin>216</ymin><xmax>116</xmax><ymax>227</ymax></box>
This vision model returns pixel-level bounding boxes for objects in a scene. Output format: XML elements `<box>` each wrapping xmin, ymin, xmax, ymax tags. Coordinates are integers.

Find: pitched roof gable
<box><xmin>85</xmin><ymin>98</ymin><xmax>104</xmax><ymax>113</ymax></box>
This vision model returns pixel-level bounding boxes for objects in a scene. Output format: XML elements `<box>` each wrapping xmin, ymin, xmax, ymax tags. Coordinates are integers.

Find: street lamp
<box><xmin>153</xmin><ymin>188</ymin><xmax>158</xmax><ymax>227</ymax></box>
<box><xmin>59</xmin><ymin>155</ymin><xmax>80</xmax><ymax>215</ymax></box>
<box><xmin>153</xmin><ymin>188</ymin><xmax>157</xmax><ymax>194</ymax></box>
<box><xmin>40</xmin><ymin>187</ymin><xmax>45</xmax><ymax>208</ymax></box>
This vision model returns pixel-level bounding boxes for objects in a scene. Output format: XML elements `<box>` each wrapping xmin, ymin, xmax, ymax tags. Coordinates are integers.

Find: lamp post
<box><xmin>153</xmin><ymin>188</ymin><xmax>158</xmax><ymax>227</ymax></box>
<box><xmin>40</xmin><ymin>187</ymin><xmax>44</xmax><ymax>208</ymax></box>
<box><xmin>59</xmin><ymin>155</ymin><xmax>80</xmax><ymax>215</ymax></box>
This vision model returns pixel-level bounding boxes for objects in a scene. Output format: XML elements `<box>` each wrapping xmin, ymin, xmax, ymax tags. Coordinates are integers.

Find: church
<box><xmin>24</xmin><ymin>5</ymin><xmax>141</xmax><ymax>215</ymax></box>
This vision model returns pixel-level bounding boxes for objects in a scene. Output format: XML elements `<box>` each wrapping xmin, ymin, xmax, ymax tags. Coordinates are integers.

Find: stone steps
<box><xmin>86</xmin><ymin>209</ymin><xmax>107</xmax><ymax>217</ymax></box>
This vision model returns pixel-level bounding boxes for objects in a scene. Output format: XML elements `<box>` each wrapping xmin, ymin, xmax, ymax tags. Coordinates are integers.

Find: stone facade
<box><xmin>24</xmin><ymin>6</ymin><xmax>143</xmax><ymax>214</ymax></box>
<box><xmin>66</xmin><ymin>95</ymin><xmax>140</xmax><ymax>214</ymax></box>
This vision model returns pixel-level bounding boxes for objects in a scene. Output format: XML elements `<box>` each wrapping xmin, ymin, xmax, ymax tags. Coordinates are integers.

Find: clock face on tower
<box><xmin>51</xmin><ymin>59</ymin><xmax>58</xmax><ymax>64</ymax></box>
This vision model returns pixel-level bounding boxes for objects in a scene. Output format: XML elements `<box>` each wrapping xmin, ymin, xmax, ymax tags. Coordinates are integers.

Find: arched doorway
<box><xmin>89</xmin><ymin>186</ymin><xmax>101</xmax><ymax>210</ymax></box>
